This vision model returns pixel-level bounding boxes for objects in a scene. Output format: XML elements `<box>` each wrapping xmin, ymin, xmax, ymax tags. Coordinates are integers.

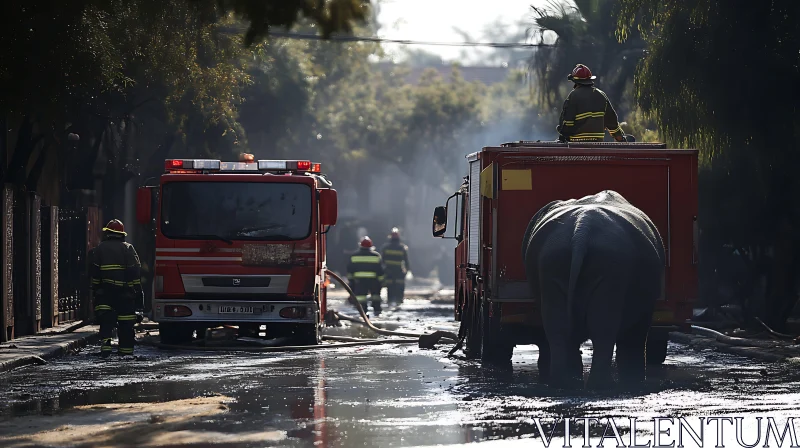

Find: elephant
<box><xmin>522</xmin><ymin>190</ymin><xmax>666</xmax><ymax>390</ymax></box>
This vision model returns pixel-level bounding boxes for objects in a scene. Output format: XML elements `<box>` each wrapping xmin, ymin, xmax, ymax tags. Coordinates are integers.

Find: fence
<box><xmin>0</xmin><ymin>185</ymin><xmax>100</xmax><ymax>341</ymax></box>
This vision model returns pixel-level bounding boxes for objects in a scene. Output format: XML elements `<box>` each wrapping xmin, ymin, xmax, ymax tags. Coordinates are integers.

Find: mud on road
<box><xmin>2</xmin><ymin>294</ymin><xmax>800</xmax><ymax>447</ymax></box>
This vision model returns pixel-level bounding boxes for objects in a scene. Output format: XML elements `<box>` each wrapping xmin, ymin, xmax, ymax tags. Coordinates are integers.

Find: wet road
<box><xmin>2</xmin><ymin>292</ymin><xmax>800</xmax><ymax>447</ymax></box>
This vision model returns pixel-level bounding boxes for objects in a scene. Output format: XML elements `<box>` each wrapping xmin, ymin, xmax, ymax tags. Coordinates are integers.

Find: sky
<box><xmin>376</xmin><ymin>0</ymin><xmax>552</xmax><ymax>63</ymax></box>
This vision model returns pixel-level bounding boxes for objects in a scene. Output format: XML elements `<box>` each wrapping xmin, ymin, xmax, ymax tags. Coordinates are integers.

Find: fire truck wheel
<box><xmin>294</xmin><ymin>323</ymin><xmax>321</xmax><ymax>346</ymax></box>
<box><xmin>159</xmin><ymin>323</ymin><xmax>194</xmax><ymax>345</ymax></box>
<box><xmin>463</xmin><ymin>295</ymin><xmax>482</xmax><ymax>359</ymax></box>
<box><xmin>479</xmin><ymin>300</ymin><xmax>514</xmax><ymax>364</ymax></box>
<box><xmin>645</xmin><ymin>335</ymin><xmax>668</xmax><ymax>365</ymax></box>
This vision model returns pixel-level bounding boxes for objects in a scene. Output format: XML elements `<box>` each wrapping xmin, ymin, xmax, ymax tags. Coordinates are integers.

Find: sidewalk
<box><xmin>669</xmin><ymin>331</ymin><xmax>800</xmax><ymax>363</ymax></box>
<box><xmin>0</xmin><ymin>322</ymin><xmax>100</xmax><ymax>374</ymax></box>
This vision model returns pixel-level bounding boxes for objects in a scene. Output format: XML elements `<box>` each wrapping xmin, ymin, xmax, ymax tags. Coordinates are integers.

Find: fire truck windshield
<box><xmin>160</xmin><ymin>181</ymin><xmax>312</xmax><ymax>241</ymax></box>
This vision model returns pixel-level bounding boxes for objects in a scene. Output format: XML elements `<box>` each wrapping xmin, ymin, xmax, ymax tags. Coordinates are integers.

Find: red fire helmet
<box><xmin>360</xmin><ymin>236</ymin><xmax>373</xmax><ymax>248</ymax></box>
<box><xmin>567</xmin><ymin>64</ymin><xmax>596</xmax><ymax>85</ymax></box>
<box><xmin>103</xmin><ymin>219</ymin><xmax>127</xmax><ymax>237</ymax></box>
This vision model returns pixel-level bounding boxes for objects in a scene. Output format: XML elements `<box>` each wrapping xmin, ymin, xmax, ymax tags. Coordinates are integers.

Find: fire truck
<box><xmin>432</xmin><ymin>141</ymin><xmax>698</xmax><ymax>365</ymax></box>
<box><xmin>135</xmin><ymin>155</ymin><xmax>338</xmax><ymax>345</ymax></box>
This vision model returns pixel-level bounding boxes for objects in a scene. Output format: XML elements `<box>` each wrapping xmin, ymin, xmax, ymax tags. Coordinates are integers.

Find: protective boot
<box><xmin>371</xmin><ymin>300</ymin><xmax>382</xmax><ymax>317</ymax></box>
<box><xmin>99</xmin><ymin>338</ymin><xmax>113</xmax><ymax>359</ymax></box>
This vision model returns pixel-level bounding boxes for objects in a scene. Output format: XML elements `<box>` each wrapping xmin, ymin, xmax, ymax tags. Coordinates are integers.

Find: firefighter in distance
<box><xmin>89</xmin><ymin>219</ymin><xmax>144</xmax><ymax>358</ymax></box>
<box><xmin>347</xmin><ymin>236</ymin><xmax>385</xmax><ymax>316</ymax></box>
<box><xmin>381</xmin><ymin>227</ymin><xmax>410</xmax><ymax>306</ymax></box>
<box><xmin>557</xmin><ymin>64</ymin><xmax>627</xmax><ymax>143</ymax></box>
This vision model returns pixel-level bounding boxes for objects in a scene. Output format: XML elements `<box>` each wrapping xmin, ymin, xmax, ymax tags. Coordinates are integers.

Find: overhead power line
<box><xmin>266</xmin><ymin>31</ymin><xmax>550</xmax><ymax>48</ymax></box>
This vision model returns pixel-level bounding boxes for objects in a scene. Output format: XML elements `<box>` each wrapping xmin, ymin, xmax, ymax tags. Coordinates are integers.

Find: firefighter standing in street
<box><xmin>89</xmin><ymin>219</ymin><xmax>144</xmax><ymax>358</ymax></box>
<box><xmin>381</xmin><ymin>227</ymin><xmax>410</xmax><ymax>306</ymax></box>
<box><xmin>346</xmin><ymin>236</ymin><xmax>385</xmax><ymax>316</ymax></box>
<box><xmin>557</xmin><ymin>64</ymin><xmax>627</xmax><ymax>143</ymax></box>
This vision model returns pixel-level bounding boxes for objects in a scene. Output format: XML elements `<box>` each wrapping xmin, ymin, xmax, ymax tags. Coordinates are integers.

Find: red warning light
<box><xmin>166</xmin><ymin>160</ymin><xmax>183</xmax><ymax>169</ymax></box>
<box><xmin>297</xmin><ymin>161</ymin><xmax>312</xmax><ymax>171</ymax></box>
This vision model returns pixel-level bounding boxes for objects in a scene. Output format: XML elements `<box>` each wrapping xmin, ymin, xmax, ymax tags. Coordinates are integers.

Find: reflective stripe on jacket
<box><xmin>381</xmin><ymin>241</ymin><xmax>409</xmax><ymax>278</ymax></box>
<box><xmin>556</xmin><ymin>85</ymin><xmax>624</xmax><ymax>142</ymax></box>
<box><xmin>89</xmin><ymin>238</ymin><xmax>143</xmax><ymax>308</ymax></box>
<box><xmin>346</xmin><ymin>247</ymin><xmax>384</xmax><ymax>283</ymax></box>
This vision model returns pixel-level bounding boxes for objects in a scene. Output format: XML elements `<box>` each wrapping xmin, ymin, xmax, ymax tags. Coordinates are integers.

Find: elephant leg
<box><xmin>615</xmin><ymin>318</ymin><xmax>650</xmax><ymax>384</ymax></box>
<box><xmin>540</xmin><ymin>280</ymin><xmax>582</xmax><ymax>389</ymax></box>
<box><xmin>586</xmin><ymin>278</ymin><xmax>627</xmax><ymax>391</ymax></box>
<box><xmin>586</xmin><ymin>338</ymin><xmax>615</xmax><ymax>390</ymax></box>
<box><xmin>536</xmin><ymin>336</ymin><xmax>551</xmax><ymax>384</ymax></box>
<box><xmin>568</xmin><ymin>338</ymin><xmax>584</xmax><ymax>382</ymax></box>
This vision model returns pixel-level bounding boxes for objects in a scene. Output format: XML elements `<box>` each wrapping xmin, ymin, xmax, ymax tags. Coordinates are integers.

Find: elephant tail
<box><xmin>567</xmin><ymin>221</ymin><xmax>590</xmax><ymax>326</ymax></box>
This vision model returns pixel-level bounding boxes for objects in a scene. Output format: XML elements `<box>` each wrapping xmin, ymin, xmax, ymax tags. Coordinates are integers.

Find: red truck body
<box><xmin>435</xmin><ymin>142</ymin><xmax>699</xmax><ymax>363</ymax></box>
<box><xmin>137</xmin><ymin>157</ymin><xmax>338</xmax><ymax>344</ymax></box>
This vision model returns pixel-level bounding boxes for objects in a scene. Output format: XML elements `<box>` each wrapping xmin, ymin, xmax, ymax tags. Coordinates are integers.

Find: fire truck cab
<box><xmin>136</xmin><ymin>155</ymin><xmax>338</xmax><ymax>345</ymax></box>
<box><xmin>432</xmin><ymin>141</ymin><xmax>698</xmax><ymax>365</ymax></box>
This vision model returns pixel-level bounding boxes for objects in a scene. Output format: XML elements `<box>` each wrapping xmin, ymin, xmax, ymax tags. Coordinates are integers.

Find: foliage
<box><xmin>0</xmin><ymin>0</ymin><xmax>371</xmax><ymax>199</ymax></box>
<box><xmin>198</xmin><ymin>0</ymin><xmax>371</xmax><ymax>45</ymax></box>
<box><xmin>620</xmin><ymin>106</ymin><xmax>660</xmax><ymax>143</ymax></box>
<box><xmin>529</xmin><ymin>0</ymin><xmax>645</xmax><ymax>113</ymax></box>
<box><xmin>616</xmin><ymin>0</ymin><xmax>800</xmax><ymax>244</ymax></box>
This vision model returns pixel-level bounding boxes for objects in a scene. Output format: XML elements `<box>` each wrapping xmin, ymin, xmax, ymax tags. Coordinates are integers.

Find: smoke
<box><xmin>330</xmin><ymin>73</ymin><xmax>553</xmax><ymax>286</ymax></box>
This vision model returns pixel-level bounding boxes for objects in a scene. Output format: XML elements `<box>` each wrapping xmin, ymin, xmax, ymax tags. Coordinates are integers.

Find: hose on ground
<box><xmin>133</xmin><ymin>271</ymin><xmax>459</xmax><ymax>352</ymax></box>
<box><xmin>691</xmin><ymin>325</ymin><xmax>795</xmax><ymax>348</ymax></box>
<box><xmin>754</xmin><ymin>317</ymin><xmax>798</xmax><ymax>341</ymax></box>
<box><xmin>138</xmin><ymin>334</ymin><xmax>417</xmax><ymax>352</ymax></box>
<box><xmin>324</xmin><ymin>270</ymin><xmax>459</xmax><ymax>346</ymax></box>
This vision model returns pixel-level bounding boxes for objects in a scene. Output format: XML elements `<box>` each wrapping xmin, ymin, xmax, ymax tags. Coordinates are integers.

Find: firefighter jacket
<box><xmin>556</xmin><ymin>85</ymin><xmax>624</xmax><ymax>142</ymax></box>
<box><xmin>381</xmin><ymin>240</ymin><xmax>409</xmax><ymax>278</ymax></box>
<box><xmin>89</xmin><ymin>238</ymin><xmax>144</xmax><ymax>313</ymax></box>
<box><xmin>346</xmin><ymin>247</ymin><xmax>385</xmax><ymax>285</ymax></box>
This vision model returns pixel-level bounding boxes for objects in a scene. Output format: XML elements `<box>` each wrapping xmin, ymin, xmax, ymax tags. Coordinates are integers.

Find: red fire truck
<box><xmin>135</xmin><ymin>155</ymin><xmax>338</xmax><ymax>345</ymax></box>
<box><xmin>432</xmin><ymin>141</ymin><xmax>698</xmax><ymax>365</ymax></box>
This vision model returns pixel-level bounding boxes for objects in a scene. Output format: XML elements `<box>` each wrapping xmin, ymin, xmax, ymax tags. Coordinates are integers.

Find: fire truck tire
<box><xmin>295</xmin><ymin>323</ymin><xmax>321</xmax><ymax>346</ymax></box>
<box><xmin>645</xmin><ymin>336</ymin><xmax>668</xmax><ymax>365</ymax></box>
<box><xmin>479</xmin><ymin>300</ymin><xmax>514</xmax><ymax>364</ymax></box>
<box><xmin>463</xmin><ymin>295</ymin><xmax>482</xmax><ymax>359</ymax></box>
<box><xmin>159</xmin><ymin>323</ymin><xmax>194</xmax><ymax>345</ymax></box>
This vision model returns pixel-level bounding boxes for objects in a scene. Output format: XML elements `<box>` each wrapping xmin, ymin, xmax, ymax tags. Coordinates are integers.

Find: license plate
<box><xmin>219</xmin><ymin>306</ymin><xmax>254</xmax><ymax>314</ymax></box>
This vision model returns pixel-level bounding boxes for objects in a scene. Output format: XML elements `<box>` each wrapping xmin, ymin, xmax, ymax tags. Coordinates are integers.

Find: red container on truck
<box><xmin>432</xmin><ymin>141</ymin><xmax>698</xmax><ymax>364</ymax></box>
<box><xmin>136</xmin><ymin>155</ymin><xmax>338</xmax><ymax>345</ymax></box>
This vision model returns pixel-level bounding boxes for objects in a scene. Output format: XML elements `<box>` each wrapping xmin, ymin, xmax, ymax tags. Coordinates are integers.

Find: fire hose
<box><xmin>137</xmin><ymin>270</ymin><xmax>459</xmax><ymax>352</ymax></box>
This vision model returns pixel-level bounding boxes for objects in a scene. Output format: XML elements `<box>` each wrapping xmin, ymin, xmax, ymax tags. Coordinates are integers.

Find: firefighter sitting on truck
<box><xmin>89</xmin><ymin>219</ymin><xmax>144</xmax><ymax>358</ymax></box>
<box><xmin>347</xmin><ymin>236</ymin><xmax>385</xmax><ymax>316</ymax></box>
<box><xmin>557</xmin><ymin>64</ymin><xmax>626</xmax><ymax>143</ymax></box>
<box><xmin>381</xmin><ymin>227</ymin><xmax>410</xmax><ymax>306</ymax></box>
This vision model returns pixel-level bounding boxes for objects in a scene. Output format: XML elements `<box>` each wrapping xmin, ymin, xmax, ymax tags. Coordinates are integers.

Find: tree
<box><xmin>529</xmin><ymin>0</ymin><xmax>645</xmax><ymax>114</ymax></box>
<box><xmin>616</xmin><ymin>0</ymin><xmax>800</xmax><ymax>329</ymax></box>
<box><xmin>0</xmin><ymin>0</ymin><xmax>371</xmax><ymax>209</ymax></box>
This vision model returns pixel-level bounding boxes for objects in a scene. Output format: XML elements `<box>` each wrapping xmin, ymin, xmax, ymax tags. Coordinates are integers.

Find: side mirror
<box><xmin>136</xmin><ymin>187</ymin><xmax>153</xmax><ymax>225</ymax></box>
<box><xmin>432</xmin><ymin>206</ymin><xmax>448</xmax><ymax>238</ymax></box>
<box><xmin>319</xmin><ymin>189</ymin><xmax>338</xmax><ymax>227</ymax></box>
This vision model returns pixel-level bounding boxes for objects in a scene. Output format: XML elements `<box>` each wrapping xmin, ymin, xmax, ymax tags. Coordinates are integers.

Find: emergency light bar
<box><xmin>164</xmin><ymin>157</ymin><xmax>322</xmax><ymax>174</ymax></box>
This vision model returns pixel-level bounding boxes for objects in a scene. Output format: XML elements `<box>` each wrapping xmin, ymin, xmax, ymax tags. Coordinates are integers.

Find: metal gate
<box><xmin>57</xmin><ymin>207</ymin><xmax>100</xmax><ymax>324</ymax></box>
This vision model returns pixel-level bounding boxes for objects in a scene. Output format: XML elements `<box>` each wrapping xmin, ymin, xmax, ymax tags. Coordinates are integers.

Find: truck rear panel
<box><xmin>469</xmin><ymin>142</ymin><xmax>698</xmax><ymax>328</ymax></box>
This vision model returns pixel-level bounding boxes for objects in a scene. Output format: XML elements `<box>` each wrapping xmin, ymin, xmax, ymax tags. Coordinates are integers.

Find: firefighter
<box><xmin>381</xmin><ymin>227</ymin><xmax>410</xmax><ymax>306</ymax></box>
<box><xmin>346</xmin><ymin>236</ymin><xmax>385</xmax><ymax>316</ymax></box>
<box><xmin>556</xmin><ymin>64</ymin><xmax>626</xmax><ymax>143</ymax></box>
<box><xmin>89</xmin><ymin>219</ymin><xmax>143</xmax><ymax>358</ymax></box>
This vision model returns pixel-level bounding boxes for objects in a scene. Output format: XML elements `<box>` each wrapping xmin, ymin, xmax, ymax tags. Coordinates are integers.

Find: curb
<box><xmin>669</xmin><ymin>331</ymin><xmax>797</xmax><ymax>363</ymax></box>
<box><xmin>0</xmin><ymin>331</ymin><xmax>101</xmax><ymax>374</ymax></box>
